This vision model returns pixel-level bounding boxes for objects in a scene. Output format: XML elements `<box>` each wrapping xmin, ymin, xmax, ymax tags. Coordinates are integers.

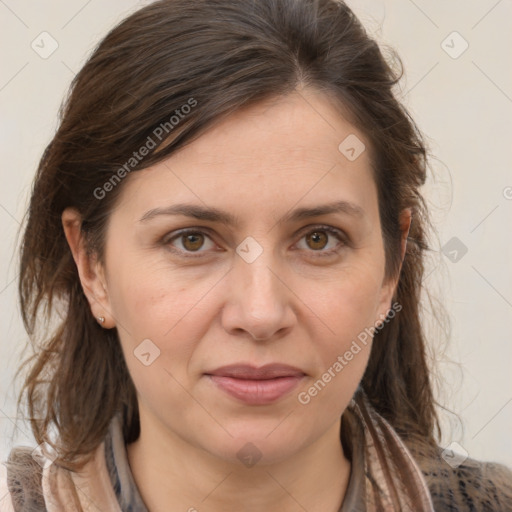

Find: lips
<box><xmin>205</xmin><ymin>364</ymin><xmax>305</xmax><ymax>405</ymax></box>
<box><xmin>207</xmin><ymin>363</ymin><xmax>305</xmax><ymax>379</ymax></box>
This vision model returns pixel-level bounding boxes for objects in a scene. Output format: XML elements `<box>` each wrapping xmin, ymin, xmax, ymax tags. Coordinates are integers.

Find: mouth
<box><xmin>204</xmin><ymin>364</ymin><xmax>306</xmax><ymax>405</ymax></box>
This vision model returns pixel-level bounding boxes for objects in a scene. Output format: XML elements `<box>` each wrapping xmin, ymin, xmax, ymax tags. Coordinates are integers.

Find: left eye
<box><xmin>295</xmin><ymin>226</ymin><xmax>345</xmax><ymax>254</ymax></box>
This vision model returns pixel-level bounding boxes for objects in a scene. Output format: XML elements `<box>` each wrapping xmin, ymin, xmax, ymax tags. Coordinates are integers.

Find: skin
<box><xmin>63</xmin><ymin>88</ymin><xmax>410</xmax><ymax>512</ymax></box>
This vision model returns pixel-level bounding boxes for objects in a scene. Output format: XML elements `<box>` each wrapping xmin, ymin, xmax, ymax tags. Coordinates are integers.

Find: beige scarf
<box><xmin>342</xmin><ymin>387</ymin><xmax>434</xmax><ymax>511</ymax></box>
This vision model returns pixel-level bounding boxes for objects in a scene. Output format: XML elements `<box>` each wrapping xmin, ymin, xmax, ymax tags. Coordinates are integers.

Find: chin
<box><xmin>200</xmin><ymin>421</ymin><xmax>305</xmax><ymax>468</ymax></box>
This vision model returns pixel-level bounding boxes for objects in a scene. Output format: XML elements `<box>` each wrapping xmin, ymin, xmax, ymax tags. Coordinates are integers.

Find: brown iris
<box><xmin>306</xmin><ymin>231</ymin><xmax>328</xmax><ymax>250</ymax></box>
<box><xmin>182</xmin><ymin>233</ymin><xmax>205</xmax><ymax>251</ymax></box>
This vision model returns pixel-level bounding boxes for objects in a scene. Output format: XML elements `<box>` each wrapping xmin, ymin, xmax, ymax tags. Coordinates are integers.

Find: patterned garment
<box><xmin>2</xmin><ymin>387</ymin><xmax>512</xmax><ymax>511</ymax></box>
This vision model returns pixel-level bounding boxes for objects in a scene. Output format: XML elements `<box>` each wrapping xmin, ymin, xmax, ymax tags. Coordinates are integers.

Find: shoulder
<box><xmin>420</xmin><ymin>450</ymin><xmax>512</xmax><ymax>512</ymax></box>
<box><xmin>1</xmin><ymin>446</ymin><xmax>46</xmax><ymax>512</ymax></box>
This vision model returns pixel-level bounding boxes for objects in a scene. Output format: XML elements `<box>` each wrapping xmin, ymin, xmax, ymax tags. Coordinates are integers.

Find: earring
<box><xmin>97</xmin><ymin>316</ymin><xmax>105</xmax><ymax>325</ymax></box>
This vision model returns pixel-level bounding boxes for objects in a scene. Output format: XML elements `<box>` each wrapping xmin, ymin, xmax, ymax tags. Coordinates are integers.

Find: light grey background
<box><xmin>1</xmin><ymin>0</ymin><xmax>511</xmax><ymax>468</ymax></box>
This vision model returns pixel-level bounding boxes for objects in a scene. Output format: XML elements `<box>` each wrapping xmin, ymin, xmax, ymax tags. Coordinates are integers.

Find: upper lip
<box><xmin>206</xmin><ymin>364</ymin><xmax>305</xmax><ymax>380</ymax></box>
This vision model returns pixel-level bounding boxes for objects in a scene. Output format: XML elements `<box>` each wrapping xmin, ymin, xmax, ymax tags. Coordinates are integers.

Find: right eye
<box><xmin>163</xmin><ymin>228</ymin><xmax>218</xmax><ymax>257</ymax></box>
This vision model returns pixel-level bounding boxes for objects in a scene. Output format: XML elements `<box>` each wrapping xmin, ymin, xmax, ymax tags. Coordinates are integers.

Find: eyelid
<box><xmin>296</xmin><ymin>224</ymin><xmax>347</xmax><ymax>240</ymax></box>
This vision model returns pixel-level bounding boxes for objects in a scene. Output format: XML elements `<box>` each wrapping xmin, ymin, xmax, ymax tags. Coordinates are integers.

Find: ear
<box><xmin>375</xmin><ymin>208</ymin><xmax>412</xmax><ymax>323</ymax></box>
<box><xmin>61</xmin><ymin>207</ymin><xmax>115</xmax><ymax>328</ymax></box>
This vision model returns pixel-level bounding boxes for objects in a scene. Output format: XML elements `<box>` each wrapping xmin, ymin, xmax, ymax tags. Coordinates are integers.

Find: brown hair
<box><xmin>16</xmin><ymin>0</ymin><xmax>444</xmax><ymax>472</ymax></box>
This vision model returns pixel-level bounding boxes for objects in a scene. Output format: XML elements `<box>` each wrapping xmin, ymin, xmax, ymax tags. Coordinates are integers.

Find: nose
<box><xmin>221</xmin><ymin>246</ymin><xmax>296</xmax><ymax>342</ymax></box>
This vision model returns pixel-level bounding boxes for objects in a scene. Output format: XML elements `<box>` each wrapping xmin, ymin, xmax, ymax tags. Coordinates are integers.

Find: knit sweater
<box><xmin>1</xmin><ymin>392</ymin><xmax>512</xmax><ymax>511</ymax></box>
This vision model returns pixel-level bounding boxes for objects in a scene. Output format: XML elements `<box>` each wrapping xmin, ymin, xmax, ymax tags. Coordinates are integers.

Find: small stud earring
<box><xmin>97</xmin><ymin>316</ymin><xmax>105</xmax><ymax>325</ymax></box>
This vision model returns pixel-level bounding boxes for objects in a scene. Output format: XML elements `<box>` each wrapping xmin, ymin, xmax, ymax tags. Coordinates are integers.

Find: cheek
<box><xmin>107</xmin><ymin>261</ymin><xmax>220</xmax><ymax>385</ymax></box>
<box><xmin>296</xmin><ymin>260</ymin><xmax>386</xmax><ymax>382</ymax></box>
<box><xmin>112</xmin><ymin>278</ymin><xmax>204</xmax><ymax>413</ymax></box>
<box><xmin>295</xmin><ymin>277</ymin><xmax>379</xmax><ymax>417</ymax></box>
<box><xmin>307</xmin><ymin>265</ymin><xmax>385</xmax><ymax>333</ymax></box>
<box><xmin>107</xmin><ymin>257</ymin><xmax>195</xmax><ymax>336</ymax></box>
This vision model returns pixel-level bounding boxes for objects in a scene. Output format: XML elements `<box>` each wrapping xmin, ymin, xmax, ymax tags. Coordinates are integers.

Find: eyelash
<box><xmin>162</xmin><ymin>225</ymin><xmax>348</xmax><ymax>259</ymax></box>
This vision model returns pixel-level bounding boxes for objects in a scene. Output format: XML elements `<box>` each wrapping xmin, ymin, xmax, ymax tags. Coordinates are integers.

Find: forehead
<box><xmin>113</xmin><ymin>90</ymin><xmax>378</xmax><ymax>223</ymax></box>
<box><xmin>169</xmin><ymin>91</ymin><xmax>368</xmax><ymax>168</ymax></box>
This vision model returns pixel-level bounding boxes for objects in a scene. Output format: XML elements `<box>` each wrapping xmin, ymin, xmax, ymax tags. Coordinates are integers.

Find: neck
<box><xmin>126</xmin><ymin>417</ymin><xmax>351</xmax><ymax>512</ymax></box>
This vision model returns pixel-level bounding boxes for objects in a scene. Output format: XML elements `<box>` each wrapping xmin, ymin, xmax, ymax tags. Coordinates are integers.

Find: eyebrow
<box><xmin>138</xmin><ymin>200</ymin><xmax>365</xmax><ymax>226</ymax></box>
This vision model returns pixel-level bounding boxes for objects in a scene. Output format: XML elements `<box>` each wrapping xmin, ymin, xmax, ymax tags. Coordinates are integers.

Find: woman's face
<box><xmin>90</xmin><ymin>89</ymin><xmax>399</xmax><ymax>465</ymax></box>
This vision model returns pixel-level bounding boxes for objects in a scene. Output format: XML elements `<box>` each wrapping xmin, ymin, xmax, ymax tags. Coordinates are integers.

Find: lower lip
<box><xmin>207</xmin><ymin>375</ymin><xmax>304</xmax><ymax>405</ymax></box>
